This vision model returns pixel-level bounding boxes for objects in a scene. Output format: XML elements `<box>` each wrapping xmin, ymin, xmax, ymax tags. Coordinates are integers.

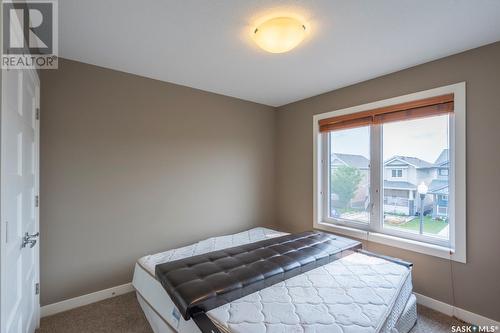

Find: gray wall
<box><xmin>40</xmin><ymin>59</ymin><xmax>276</xmax><ymax>305</ymax></box>
<box><xmin>275</xmin><ymin>42</ymin><xmax>500</xmax><ymax>321</ymax></box>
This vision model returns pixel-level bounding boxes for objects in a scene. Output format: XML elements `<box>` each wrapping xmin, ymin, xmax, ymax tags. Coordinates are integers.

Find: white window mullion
<box><xmin>370</xmin><ymin>124</ymin><xmax>383</xmax><ymax>233</ymax></box>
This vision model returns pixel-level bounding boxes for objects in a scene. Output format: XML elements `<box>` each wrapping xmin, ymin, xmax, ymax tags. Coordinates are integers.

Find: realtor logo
<box><xmin>2</xmin><ymin>0</ymin><xmax>58</xmax><ymax>69</ymax></box>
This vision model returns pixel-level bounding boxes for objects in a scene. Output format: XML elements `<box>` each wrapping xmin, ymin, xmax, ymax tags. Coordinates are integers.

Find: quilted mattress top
<box><xmin>206</xmin><ymin>252</ymin><xmax>412</xmax><ymax>333</ymax></box>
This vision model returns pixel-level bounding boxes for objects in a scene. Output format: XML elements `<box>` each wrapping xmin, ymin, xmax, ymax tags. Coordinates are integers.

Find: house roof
<box><xmin>337</xmin><ymin>150</ymin><xmax>448</xmax><ymax>171</ymax></box>
<box><xmin>384</xmin><ymin>156</ymin><xmax>434</xmax><ymax>169</ymax></box>
<box><xmin>384</xmin><ymin>180</ymin><xmax>417</xmax><ymax>190</ymax></box>
<box><xmin>434</xmin><ymin>149</ymin><xmax>449</xmax><ymax>166</ymax></box>
<box><xmin>429</xmin><ymin>179</ymin><xmax>449</xmax><ymax>194</ymax></box>
<box><xmin>332</xmin><ymin>153</ymin><xmax>370</xmax><ymax>169</ymax></box>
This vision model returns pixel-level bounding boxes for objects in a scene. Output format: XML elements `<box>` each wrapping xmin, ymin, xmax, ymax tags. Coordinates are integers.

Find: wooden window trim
<box><xmin>319</xmin><ymin>93</ymin><xmax>454</xmax><ymax>132</ymax></box>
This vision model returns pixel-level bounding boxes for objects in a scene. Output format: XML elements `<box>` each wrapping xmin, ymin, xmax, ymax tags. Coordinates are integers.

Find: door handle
<box><xmin>22</xmin><ymin>232</ymin><xmax>39</xmax><ymax>248</ymax></box>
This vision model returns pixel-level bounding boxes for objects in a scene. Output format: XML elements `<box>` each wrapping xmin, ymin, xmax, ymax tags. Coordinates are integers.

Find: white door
<box><xmin>1</xmin><ymin>68</ymin><xmax>40</xmax><ymax>333</ymax></box>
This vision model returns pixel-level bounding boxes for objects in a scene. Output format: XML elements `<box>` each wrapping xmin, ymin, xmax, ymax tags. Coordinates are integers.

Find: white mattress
<box><xmin>132</xmin><ymin>227</ymin><xmax>415</xmax><ymax>333</ymax></box>
<box><xmin>207</xmin><ymin>253</ymin><xmax>412</xmax><ymax>333</ymax></box>
<box><xmin>133</xmin><ymin>228</ymin><xmax>289</xmax><ymax>332</ymax></box>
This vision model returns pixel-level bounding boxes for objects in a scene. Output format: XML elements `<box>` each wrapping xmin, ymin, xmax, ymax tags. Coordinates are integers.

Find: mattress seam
<box><xmin>137</xmin><ymin>260</ymin><xmax>156</xmax><ymax>279</ymax></box>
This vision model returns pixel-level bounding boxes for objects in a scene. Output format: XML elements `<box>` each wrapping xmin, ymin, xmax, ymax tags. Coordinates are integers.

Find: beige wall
<box><xmin>40</xmin><ymin>59</ymin><xmax>276</xmax><ymax>305</ymax></box>
<box><xmin>275</xmin><ymin>42</ymin><xmax>500</xmax><ymax>321</ymax></box>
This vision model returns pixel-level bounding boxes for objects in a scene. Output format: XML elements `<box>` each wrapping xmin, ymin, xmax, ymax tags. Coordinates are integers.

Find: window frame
<box><xmin>313</xmin><ymin>82</ymin><xmax>466</xmax><ymax>263</ymax></box>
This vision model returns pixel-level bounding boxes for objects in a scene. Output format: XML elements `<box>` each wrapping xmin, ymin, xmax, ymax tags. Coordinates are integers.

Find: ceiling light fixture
<box><xmin>253</xmin><ymin>17</ymin><xmax>307</xmax><ymax>53</ymax></box>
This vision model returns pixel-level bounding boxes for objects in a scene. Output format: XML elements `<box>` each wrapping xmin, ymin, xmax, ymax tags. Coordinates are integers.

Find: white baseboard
<box><xmin>414</xmin><ymin>292</ymin><xmax>500</xmax><ymax>327</ymax></box>
<box><xmin>414</xmin><ymin>292</ymin><xmax>454</xmax><ymax>316</ymax></box>
<box><xmin>40</xmin><ymin>283</ymin><xmax>499</xmax><ymax>328</ymax></box>
<box><xmin>41</xmin><ymin>283</ymin><xmax>134</xmax><ymax>318</ymax></box>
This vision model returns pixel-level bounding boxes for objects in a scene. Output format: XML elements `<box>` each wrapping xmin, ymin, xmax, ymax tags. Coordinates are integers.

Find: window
<box><xmin>391</xmin><ymin>169</ymin><xmax>403</xmax><ymax>178</ymax></box>
<box><xmin>314</xmin><ymin>83</ymin><xmax>466</xmax><ymax>262</ymax></box>
<box><xmin>328</xmin><ymin>127</ymin><xmax>370</xmax><ymax>224</ymax></box>
<box><xmin>383</xmin><ymin>115</ymin><xmax>450</xmax><ymax>241</ymax></box>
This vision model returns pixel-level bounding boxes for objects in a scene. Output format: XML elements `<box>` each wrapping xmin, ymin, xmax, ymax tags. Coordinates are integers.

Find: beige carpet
<box><xmin>37</xmin><ymin>292</ymin><xmax>466</xmax><ymax>333</ymax></box>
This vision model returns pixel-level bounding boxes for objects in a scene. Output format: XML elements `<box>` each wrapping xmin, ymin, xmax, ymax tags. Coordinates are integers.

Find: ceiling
<box><xmin>60</xmin><ymin>0</ymin><xmax>500</xmax><ymax>107</ymax></box>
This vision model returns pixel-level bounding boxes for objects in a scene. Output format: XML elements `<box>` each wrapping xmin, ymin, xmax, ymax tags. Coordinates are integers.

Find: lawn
<box><xmin>386</xmin><ymin>216</ymin><xmax>448</xmax><ymax>235</ymax></box>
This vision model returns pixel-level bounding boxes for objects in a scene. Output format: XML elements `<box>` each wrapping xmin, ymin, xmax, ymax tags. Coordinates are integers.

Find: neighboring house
<box><xmin>383</xmin><ymin>155</ymin><xmax>435</xmax><ymax>215</ymax></box>
<box><xmin>429</xmin><ymin>149</ymin><xmax>449</xmax><ymax>218</ymax></box>
<box><xmin>331</xmin><ymin>150</ymin><xmax>450</xmax><ymax>218</ymax></box>
<box><xmin>383</xmin><ymin>149</ymin><xmax>449</xmax><ymax>218</ymax></box>
<box><xmin>331</xmin><ymin>153</ymin><xmax>370</xmax><ymax>209</ymax></box>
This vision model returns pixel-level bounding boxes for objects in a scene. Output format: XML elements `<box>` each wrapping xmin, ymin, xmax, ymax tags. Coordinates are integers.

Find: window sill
<box><xmin>316</xmin><ymin>222</ymin><xmax>369</xmax><ymax>240</ymax></box>
<box><xmin>315</xmin><ymin>221</ymin><xmax>465</xmax><ymax>263</ymax></box>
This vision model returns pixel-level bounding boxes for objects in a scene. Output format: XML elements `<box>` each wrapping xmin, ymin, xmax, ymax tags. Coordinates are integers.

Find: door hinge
<box><xmin>35</xmin><ymin>283</ymin><xmax>40</xmax><ymax>295</ymax></box>
<box><xmin>36</xmin><ymin>108</ymin><xmax>40</xmax><ymax>120</ymax></box>
<box><xmin>35</xmin><ymin>195</ymin><xmax>39</xmax><ymax>208</ymax></box>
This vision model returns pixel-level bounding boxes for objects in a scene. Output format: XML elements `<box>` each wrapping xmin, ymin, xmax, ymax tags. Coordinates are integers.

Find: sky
<box><xmin>330</xmin><ymin>115</ymin><xmax>449</xmax><ymax>163</ymax></box>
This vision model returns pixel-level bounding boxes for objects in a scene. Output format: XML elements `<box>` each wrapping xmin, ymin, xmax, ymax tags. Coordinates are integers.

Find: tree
<box><xmin>331</xmin><ymin>166</ymin><xmax>363</xmax><ymax>208</ymax></box>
